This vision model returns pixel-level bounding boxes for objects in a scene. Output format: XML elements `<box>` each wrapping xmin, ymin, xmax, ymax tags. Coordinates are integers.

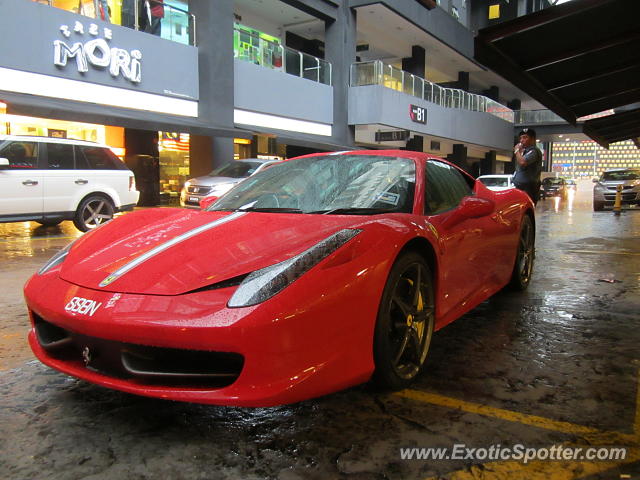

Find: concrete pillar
<box><xmin>402</xmin><ymin>45</ymin><xmax>426</xmax><ymax>79</ymax></box>
<box><xmin>189</xmin><ymin>1</ymin><xmax>235</xmax><ymax>169</ymax></box>
<box><xmin>482</xmin><ymin>86</ymin><xmax>500</xmax><ymax>102</ymax></box>
<box><xmin>457</xmin><ymin>71</ymin><xmax>469</xmax><ymax>92</ymax></box>
<box><xmin>507</xmin><ymin>99</ymin><xmax>521</xmax><ymax>111</ymax></box>
<box><xmin>325</xmin><ymin>4</ymin><xmax>357</xmax><ymax>148</ymax></box>
<box><xmin>447</xmin><ymin>144</ymin><xmax>468</xmax><ymax>173</ymax></box>
<box><xmin>480</xmin><ymin>150</ymin><xmax>497</xmax><ymax>175</ymax></box>
<box><xmin>405</xmin><ymin>135</ymin><xmax>424</xmax><ymax>152</ymax></box>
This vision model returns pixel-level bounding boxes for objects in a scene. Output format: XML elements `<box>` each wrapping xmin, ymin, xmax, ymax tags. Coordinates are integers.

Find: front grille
<box><xmin>33</xmin><ymin>314</ymin><xmax>243</xmax><ymax>388</ymax></box>
<box><xmin>603</xmin><ymin>193</ymin><xmax>637</xmax><ymax>202</ymax></box>
<box><xmin>187</xmin><ymin>186</ymin><xmax>212</xmax><ymax>195</ymax></box>
<box><xmin>606</xmin><ymin>185</ymin><xmax>634</xmax><ymax>191</ymax></box>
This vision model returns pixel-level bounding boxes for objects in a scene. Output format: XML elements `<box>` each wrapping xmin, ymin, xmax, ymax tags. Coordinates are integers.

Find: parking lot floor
<box><xmin>1</xmin><ymin>187</ymin><xmax>639</xmax><ymax>480</ymax></box>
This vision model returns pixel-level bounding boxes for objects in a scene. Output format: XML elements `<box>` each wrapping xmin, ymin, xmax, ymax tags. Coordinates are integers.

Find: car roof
<box><xmin>0</xmin><ymin>134</ymin><xmax>107</xmax><ymax>148</ymax></box>
<box><xmin>478</xmin><ymin>174</ymin><xmax>512</xmax><ymax>178</ymax></box>
<box><xmin>603</xmin><ymin>168</ymin><xmax>640</xmax><ymax>172</ymax></box>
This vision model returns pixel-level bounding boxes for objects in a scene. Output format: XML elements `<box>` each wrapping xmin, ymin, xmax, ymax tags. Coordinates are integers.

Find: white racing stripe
<box><xmin>99</xmin><ymin>212</ymin><xmax>246</xmax><ymax>287</ymax></box>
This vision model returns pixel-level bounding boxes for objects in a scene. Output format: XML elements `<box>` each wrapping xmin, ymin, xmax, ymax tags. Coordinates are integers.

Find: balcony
<box><xmin>234</xmin><ymin>26</ymin><xmax>331</xmax><ymax>86</ymax></box>
<box><xmin>350</xmin><ymin>61</ymin><xmax>513</xmax><ymax>123</ymax></box>
<box><xmin>40</xmin><ymin>0</ymin><xmax>196</xmax><ymax>45</ymax></box>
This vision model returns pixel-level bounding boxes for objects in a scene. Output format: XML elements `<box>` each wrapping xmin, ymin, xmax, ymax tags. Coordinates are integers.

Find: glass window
<box><xmin>47</xmin><ymin>143</ymin><xmax>74</xmax><ymax>169</ymax></box>
<box><xmin>211</xmin><ymin>155</ymin><xmax>416</xmax><ymax>214</ymax></box>
<box><xmin>425</xmin><ymin>160</ymin><xmax>473</xmax><ymax>214</ymax></box>
<box><xmin>78</xmin><ymin>146</ymin><xmax>127</xmax><ymax>170</ymax></box>
<box><xmin>0</xmin><ymin>141</ymin><xmax>39</xmax><ymax>169</ymax></box>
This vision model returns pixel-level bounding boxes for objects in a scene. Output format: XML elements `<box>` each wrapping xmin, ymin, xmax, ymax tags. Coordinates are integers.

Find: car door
<box><xmin>0</xmin><ymin>140</ymin><xmax>43</xmax><ymax>218</ymax></box>
<box><xmin>41</xmin><ymin>141</ymin><xmax>78</xmax><ymax>214</ymax></box>
<box><xmin>423</xmin><ymin>160</ymin><xmax>487</xmax><ymax>321</ymax></box>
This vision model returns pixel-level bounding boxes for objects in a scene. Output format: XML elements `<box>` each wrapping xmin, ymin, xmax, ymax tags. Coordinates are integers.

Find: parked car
<box><xmin>0</xmin><ymin>135</ymin><xmax>138</xmax><ymax>231</ymax></box>
<box><xmin>540</xmin><ymin>177</ymin><xmax>567</xmax><ymax>199</ymax></box>
<box><xmin>593</xmin><ymin>168</ymin><xmax>640</xmax><ymax>211</ymax></box>
<box><xmin>180</xmin><ymin>158</ymin><xmax>278</xmax><ymax>209</ymax></box>
<box><xmin>477</xmin><ymin>174</ymin><xmax>514</xmax><ymax>191</ymax></box>
<box><xmin>25</xmin><ymin>150</ymin><xmax>535</xmax><ymax>406</ymax></box>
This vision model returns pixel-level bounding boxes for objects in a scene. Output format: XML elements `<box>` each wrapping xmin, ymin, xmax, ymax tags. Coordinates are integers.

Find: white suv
<box><xmin>0</xmin><ymin>135</ymin><xmax>139</xmax><ymax>231</ymax></box>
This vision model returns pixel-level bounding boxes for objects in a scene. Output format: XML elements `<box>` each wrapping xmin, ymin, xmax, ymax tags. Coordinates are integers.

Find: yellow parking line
<box><xmin>0</xmin><ymin>236</ymin><xmax>78</xmax><ymax>243</ymax></box>
<box><xmin>395</xmin><ymin>389</ymin><xmax>602</xmax><ymax>437</ymax></box>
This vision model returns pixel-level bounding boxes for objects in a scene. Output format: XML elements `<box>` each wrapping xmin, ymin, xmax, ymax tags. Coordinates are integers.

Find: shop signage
<box><xmin>375</xmin><ymin>130</ymin><xmax>410</xmax><ymax>142</ymax></box>
<box><xmin>54</xmin><ymin>21</ymin><xmax>142</xmax><ymax>83</ymax></box>
<box><xmin>410</xmin><ymin>104</ymin><xmax>427</xmax><ymax>124</ymax></box>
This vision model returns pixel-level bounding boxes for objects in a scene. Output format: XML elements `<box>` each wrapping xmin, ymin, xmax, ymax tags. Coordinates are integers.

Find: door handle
<box><xmin>75</xmin><ymin>179</ymin><xmax>89</xmax><ymax>185</ymax></box>
<box><xmin>22</xmin><ymin>180</ymin><xmax>38</xmax><ymax>186</ymax></box>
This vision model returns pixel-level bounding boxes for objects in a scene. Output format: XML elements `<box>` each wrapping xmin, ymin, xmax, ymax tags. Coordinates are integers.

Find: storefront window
<box><xmin>43</xmin><ymin>0</ymin><xmax>192</xmax><ymax>45</ymax></box>
<box><xmin>158</xmin><ymin>131</ymin><xmax>190</xmax><ymax>204</ymax></box>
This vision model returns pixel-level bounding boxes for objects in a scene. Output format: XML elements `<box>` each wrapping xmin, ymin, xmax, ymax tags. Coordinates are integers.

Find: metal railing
<box><xmin>234</xmin><ymin>27</ymin><xmax>332</xmax><ymax>86</ymax></box>
<box><xmin>42</xmin><ymin>0</ymin><xmax>196</xmax><ymax>46</ymax></box>
<box><xmin>515</xmin><ymin>109</ymin><xmax>615</xmax><ymax>125</ymax></box>
<box><xmin>350</xmin><ymin>60</ymin><xmax>514</xmax><ymax>123</ymax></box>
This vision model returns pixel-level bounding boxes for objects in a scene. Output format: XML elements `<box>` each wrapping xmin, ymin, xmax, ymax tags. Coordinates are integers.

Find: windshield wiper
<box><xmin>308</xmin><ymin>207</ymin><xmax>397</xmax><ymax>215</ymax></box>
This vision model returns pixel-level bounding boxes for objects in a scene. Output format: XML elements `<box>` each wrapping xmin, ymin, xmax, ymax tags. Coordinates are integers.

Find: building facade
<box><xmin>1</xmin><ymin>0</ymin><xmax>543</xmax><ymax>203</ymax></box>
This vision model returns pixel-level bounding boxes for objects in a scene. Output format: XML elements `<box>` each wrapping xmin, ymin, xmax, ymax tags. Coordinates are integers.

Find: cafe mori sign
<box><xmin>53</xmin><ymin>21</ymin><xmax>142</xmax><ymax>83</ymax></box>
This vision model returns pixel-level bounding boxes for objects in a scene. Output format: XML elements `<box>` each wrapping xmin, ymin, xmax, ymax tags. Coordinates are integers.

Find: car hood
<box><xmin>59</xmin><ymin>208</ymin><xmax>368</xmax><ymax>295</ymax></box>
<box><xmin>188</xmin><ymin>176</ymin><xmax>245</xmax><ymax>187</ymax></box>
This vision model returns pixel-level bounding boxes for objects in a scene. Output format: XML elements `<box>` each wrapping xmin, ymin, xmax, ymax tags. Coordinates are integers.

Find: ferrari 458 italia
<box><xmin>25</xmin><ymin>150</ymin><xmax>535</xmax><ymax>406</ymax></box>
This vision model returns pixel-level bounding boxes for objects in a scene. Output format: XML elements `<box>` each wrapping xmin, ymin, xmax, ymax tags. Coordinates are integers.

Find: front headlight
<box><xmin>38</xmin><ymin>241</ymin><xmax>75</xmax><ymax>275</ymax></box>
<box><xmin>228</xmin><ymin>229</ymin><xmax>362</xmax><ymax>308</ymax></box>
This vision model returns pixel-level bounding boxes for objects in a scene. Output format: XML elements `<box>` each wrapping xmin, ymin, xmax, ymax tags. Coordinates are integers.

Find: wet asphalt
<box><xmin>1</xmin><ymin>182</ymin><xmax>639</xmax><ymax>480</ymax></box>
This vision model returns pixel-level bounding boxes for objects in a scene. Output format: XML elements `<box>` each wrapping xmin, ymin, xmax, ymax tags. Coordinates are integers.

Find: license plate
<box><xmin>189</xmin><ymin>196</ymin><xmax>200</xmax><ymax>203</ymax></box>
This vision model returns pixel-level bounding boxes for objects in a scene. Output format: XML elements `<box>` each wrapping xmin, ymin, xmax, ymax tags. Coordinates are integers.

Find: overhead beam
<box><xmin>523</xmin><ymin>31</ymin><xmax>640</xmax><ymax>72</ymax></box>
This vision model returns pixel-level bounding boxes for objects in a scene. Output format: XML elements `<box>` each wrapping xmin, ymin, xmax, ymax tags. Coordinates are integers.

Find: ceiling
<box><xmin>475</xmin><ymin>0</ymin><xmax>640</xmax><ymax>148</ymax></box>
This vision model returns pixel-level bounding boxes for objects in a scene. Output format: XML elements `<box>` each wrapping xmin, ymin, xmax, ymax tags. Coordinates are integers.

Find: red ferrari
<box><xmin>25</xmin><ymin>150</ymin><xmax>535</xmax><ymax>406</ymax></box>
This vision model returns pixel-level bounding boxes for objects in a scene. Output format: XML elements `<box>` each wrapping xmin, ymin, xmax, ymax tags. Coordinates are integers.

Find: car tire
<box><xmin>73</xmin><ymin>195</ymin><xmax>115</xmax><ymax>232</ymax></box>
<box><xmin>373</xmin><ymin>252</ymin><xmax>435</xmax><ymax>390</ymax></box>
<box><xmin>593</xmin><ymin>201</ymin><xmax>605</xmax><ymax>211</ymax></box>
<box><xmin>36</xmin><ymin>220</ymin><xmax>62</xmax><ymax>227</ymax></box>
<box><xmin>509</xmin><ymin>215</ymin><xmax>535</xmax><ymax>291</ymax></box>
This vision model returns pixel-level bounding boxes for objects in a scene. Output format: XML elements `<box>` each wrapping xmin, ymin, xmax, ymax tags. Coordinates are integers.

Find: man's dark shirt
<box><xmin>513</xmin><ymin>145</ymin><xmax>542</xmax><ymax>186</ymax></box>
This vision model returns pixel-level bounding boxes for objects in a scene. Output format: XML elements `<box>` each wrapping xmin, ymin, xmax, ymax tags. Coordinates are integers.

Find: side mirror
<box><xmin>458</xmin><ymin>196</ymin><xmax>494</xmax><ymax>219</ymax></box>
<box><xmin>0</xmin><ymin>158</ymin><xmax>9</xmax><ymax>167</ymax></box>
<box><xmin>200</xmin><ymin>195</ymin><xmax>219</xmax><ymax>210</ymax></box>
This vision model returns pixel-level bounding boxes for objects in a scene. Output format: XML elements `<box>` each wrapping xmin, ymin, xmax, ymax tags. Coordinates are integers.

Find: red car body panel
<box><xmin>24</xmin><ymin>150</ymin><xmax>533</xmax><ymax>406</ymax></box>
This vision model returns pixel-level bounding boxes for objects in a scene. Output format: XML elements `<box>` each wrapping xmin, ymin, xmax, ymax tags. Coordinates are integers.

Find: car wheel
<box><xmin>593</xmin><ymin>201</ymin><xmax>605</xmax><ymax>211</ymax></box>
<box><xmin>73</xmin><ymin>195</ymin><xmax>115</xmax><ymax>232</ymax></box>
<box><xmin>373</xmin><ymin>252</ymin><xmax>435</xmax><ymax>390</ymax></box>
<box><xmin>36</xmin><ymin>220</ymin><xmax>62</xmax><ymax>227</ymax></box>
<box><xmin>509</xmin><ymin>215</ymin><xmax>535</xmax><ymax>290</ymax></box>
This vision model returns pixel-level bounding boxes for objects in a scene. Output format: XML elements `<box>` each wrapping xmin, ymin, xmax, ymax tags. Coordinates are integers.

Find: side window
<box><xmin>78</xmin><ymin>146</ymin><xmax>127</xmax><ymax>170</ymax></box>
<box><xmin>425</xmin><ymin>160</ymin><xmax>473</xmax><ymax>214</ymax></box>
<box><xmin>47</xmin><ymin>143</ymin><xmax>74</xmax><ymax>169</ymax></box>
<box><xmin>0</xmin><ymin>141</ymin><xmax>39</xmax><ymax>168</ymax></box>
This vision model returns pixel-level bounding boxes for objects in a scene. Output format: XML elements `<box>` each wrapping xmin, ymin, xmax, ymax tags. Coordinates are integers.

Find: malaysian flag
<box><xmin>160</xmin><ymin>132</ymin><xmax>190</xmax><ymax>152</ymax></box>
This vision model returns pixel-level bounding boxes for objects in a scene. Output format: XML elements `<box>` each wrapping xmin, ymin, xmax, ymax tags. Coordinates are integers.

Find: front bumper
<box><xmin>24</xmin><ymin>267</ymin><xmax>377</xmax><ymax>406</ymax></box>
<box><xmin>593</xmin><ymin>189</ymin><xmax>640</xmax><ymax>205</ymax></box>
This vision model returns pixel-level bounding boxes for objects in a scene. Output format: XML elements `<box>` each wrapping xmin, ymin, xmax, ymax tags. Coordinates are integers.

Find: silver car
<box><xmin>592</xmin><ymin>168</ymin><xmax>640</xmax><ymax>211</ymax></box>
<box><xmin>180</xmin><ymin>158</ymin><xmax>278</xmax><ymax>209</ymax></box>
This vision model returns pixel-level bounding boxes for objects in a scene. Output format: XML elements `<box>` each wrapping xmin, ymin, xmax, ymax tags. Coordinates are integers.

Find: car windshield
<box><xmin>209</xmin><ymin>154</ymin><xmax>416</xmax><ymax>214</ymax></box>
<box><xmin>479</xmin><ymin>177</ymin><xmax>509</xmax><ymax>187</ymax></box>
<box><xmin>208</xmin><ymin>161</ymin><xmax>261</xmax><ymax>178</ymax></box>
<box><xmin>601</xmin><ymin>170</ymin><xmax>640</xmax><ymax>181</ymax></box>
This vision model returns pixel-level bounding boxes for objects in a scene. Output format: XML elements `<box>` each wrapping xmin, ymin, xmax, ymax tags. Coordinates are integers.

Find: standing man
<box><xmin>513</xmin><ymin>127</ymin><xmax>543</xmax><ymax>205</ymax></box>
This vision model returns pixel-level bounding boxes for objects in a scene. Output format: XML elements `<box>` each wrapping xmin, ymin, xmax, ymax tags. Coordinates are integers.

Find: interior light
<box><xmin>234</xmin><ymin>138</ymin><xmax>252</xmax><ymax>145</ymax></box>
<box><xmin>0</xmin><ymin>67</ymin><xmax>198</xmax><ymax>117</ymax></box>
